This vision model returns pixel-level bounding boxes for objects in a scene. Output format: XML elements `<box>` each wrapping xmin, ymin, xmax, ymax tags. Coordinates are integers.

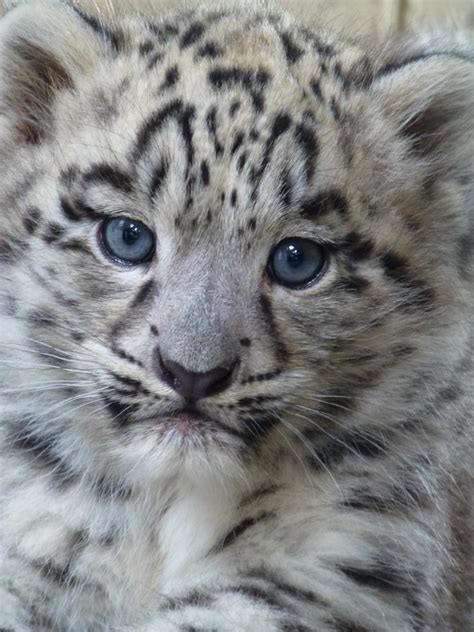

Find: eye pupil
<box><xmin>268</xmin><ymin>238</ymin><xmax>327</xmax><ymax>288</ymax></box>
<box><xmin>101</xmin><ymin>217</ymin><xmax>155</xmax><ymax>265</ymax></box>
<box><xmin>287</xmin><ymin>244</ymin><xmax>303</xmax><ymax>268</ymax></box>
<box><xmin>123</xmin><ymin>223</ymin><xmax>141</xmax><ymax>244</ymax></box>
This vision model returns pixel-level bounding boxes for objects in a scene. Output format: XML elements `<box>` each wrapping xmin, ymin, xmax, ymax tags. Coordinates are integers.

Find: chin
<box><xmin>115</xmin><ymin>420</ymin><xmax>246</xmax><ymax>490</ymax></box>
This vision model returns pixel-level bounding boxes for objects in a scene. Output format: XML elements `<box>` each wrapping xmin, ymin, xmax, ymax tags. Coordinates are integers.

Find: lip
<box><xmin>159</xmin><ymin>412</ymin><xmax>207</xmax><ymax>437</ymax></box>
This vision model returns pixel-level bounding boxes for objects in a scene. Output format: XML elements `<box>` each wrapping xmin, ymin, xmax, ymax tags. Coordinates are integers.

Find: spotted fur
<box><xmin>0</xmin><ymin>1</ymin><xmax>472</xmax><ymax>630</ymax></box>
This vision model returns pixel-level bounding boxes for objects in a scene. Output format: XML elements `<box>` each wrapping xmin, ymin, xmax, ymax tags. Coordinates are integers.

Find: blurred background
<box><xmin>1</xmin><ymin>0</ymin><xmax>473</xmax><ymax>41</ymax></box>
<box><xmin>277</xmin><ymin>0</ymin><xmax>474</xmax><ymax>42</ymax></box>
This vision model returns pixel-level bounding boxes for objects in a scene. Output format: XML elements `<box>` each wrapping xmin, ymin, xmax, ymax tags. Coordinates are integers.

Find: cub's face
<box><xmin>0</xmin><ymin>3</ymin><xmax>471</xmax><ymax>487</ymax></box>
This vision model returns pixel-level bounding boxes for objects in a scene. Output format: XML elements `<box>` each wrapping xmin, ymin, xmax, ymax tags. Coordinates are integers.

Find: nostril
<box><xmin>205</xmin><ymin>359</ymin><xmax>240</xmax><ymax>397</ymax></box>
<box><xmin>155</xmin><ymin>350</ymin><xmax>181</xmax><ymax>391</ymax></box>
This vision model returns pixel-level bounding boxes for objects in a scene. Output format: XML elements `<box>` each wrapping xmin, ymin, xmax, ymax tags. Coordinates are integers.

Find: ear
<box><xmin>370</xmin><ymin>49</ymin><xmax>474</xmax><ymax>175</ymax></box>
<box><xmin>0</xmin><ymin>1</ymin><xmax>105</xmax><ymax>144</ymax></box>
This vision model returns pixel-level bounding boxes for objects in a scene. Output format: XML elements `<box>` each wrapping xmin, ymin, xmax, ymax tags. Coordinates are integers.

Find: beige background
<box><xmin>1</xmin><ymin>0</ymin><xmax>473</xmax><ymax>40</ymax></box>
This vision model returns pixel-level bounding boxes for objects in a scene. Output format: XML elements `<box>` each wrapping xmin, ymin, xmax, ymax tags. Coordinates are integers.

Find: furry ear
<box><xmin>0</xmin><ymin>1</ymin><xmax>105</xmax><ymax>144</ymax></box>
<box><xmin>370</xmin><ymin>49</ymin><xmax>473</xmax><ymax>175</ymax></box>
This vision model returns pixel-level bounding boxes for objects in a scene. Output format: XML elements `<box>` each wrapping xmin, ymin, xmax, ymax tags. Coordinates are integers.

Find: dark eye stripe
<box><xmin>83</xmin><ymin>163</ymin><xmax>133</xmax><ymax>193</ymax></box>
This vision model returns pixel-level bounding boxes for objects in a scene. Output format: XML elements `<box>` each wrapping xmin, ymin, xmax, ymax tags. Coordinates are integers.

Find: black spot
<box><xmin>197</xmin><ymin>41</ymin><xmax>223</xmax><ymax>58</ymax></box>
<box><xmin>180</xmin><ymin>21</ymin><xmax>205</xmax><ymax>48</ymax></box>
<box><xmin>280</xmin><ymin>31</ymin><xmax>304</xmax><ymax>63</ymax></box>
<box><xmin>252</xmin><ymin>368</ymin><xmax>280</xmax><ymax>380</ymax></box>
<box><xmin>231</xmin><ymin>132</ymin><xmax>245</xmax><ymax>155</ymax></box>
<box><xmin>332</xmin><ymin>61</ymin><xmax>349</xmax><ymax>91</ymax></box>
<box><xmin>303</xmin><ymin>30</ymin><xmax>335</xmax><ymax>57</ymax></box>
<box><xmin>301</xmin><ymin>190</ymin><xmax>347</xmax><ymax>219</ymax></box>
<box><xmin>342</xmin><ymin>488</ymin><xmax>396</xmax><ymax>512</ymax></box>
<box><xmin>294</xmin><ymin>123</ymin><xmax>318</xmax><ymax>181</ymax></box>
<box><xmin>250</xmin><ymin>113</ymin><xmax>292</xmax><ymax>195</ymax></box>
<box><xmin>330</xmin><ymin>97</ymin><xmax>341</xmax><ymax>122</ymax></box>
<box><xmin>246</xmin><ymin>567</ymin><xmax>326</xmax><ymax>606</ymax></box>
<box><xmin>208</xmin><ymin>67</ymin><xmax>270</xmax><ymax>112</ymax></box>
<box><xmin>164</xmin><ymin>590</ymin><xmax>213</xmax><ymax>611</ymax></box>
<box><xmin>237</xmin><ymin>153</ymin><xmax>247</xmax><ymax>173</ymax></box>
<box><xmin>259</xmin><ymin>294</ymin><xmax>288</xmax><ymax>364</ymax></box>
<box><xmin>11</xmin><ymin>430</ymin><xmax>76</xmax><ymax>487</ymax></box>
<box><xmin>3</xmin><ymin>293</ymin><xmax>17</xmax><ymax>316</ymax></box>
<box><xmin>238</xmin><ymin>395</ymin><xmax>277</xmax><ymax>408</ymax></box>
<box><xmin>42</xmin><ymin>222</ymin><xmax>65</xmax><ymax>244</ymax></box>
<box><xmin>238</xmin><ymin>415</ymin><xmax>280</xmax><ymax>447</ymax></box>
<box><xmin>23</xmin><ymin>207</ymin><xmax>42</xmax><ymax>235</ymax></box>
<box><xmin>184</xmin><ymin>113</ymin><xmax>198</xmax><ymax>177</ymax></box>
<box><xmin>340</xmin><ymin>560</ymin><xmax>413</xmax><ymax>593</ymax></box>
<box><xmin>343</xmin><ymin>232</ymin><xmax>375</xmax><ymax>261</ymax></box>
<box><xmin>130</xmin><ymin>280</ymin><xmax>155</xmax><ymax>309</ymax></box>
<box><xmin>150</xmin><ymin>324</ymin><xmax>159</xmax><ymax>336</ymax></box>
<box><xmin>102</xmin><ymin>395</ymin><xmax>139</xmax><ymax>428</ymax></box>
<box><xmin>59</xmin><ymin>239</ymin><xmax>93</xmax><ymax>256</ymax></box>
<box><xmin>28</xmin><ymin>309</ymin><xmax>56</xmax><ymax>328</ymax></box>
<box><xmin>381</xmin><ymin>253</ymin><xmax>434</xmax><ymax>309</ymax></box>
<box><xmin>112</xmin><ymin>346</ymin><xmax>144</xmax><ymax>368</ymax></box>
<box><xmin>310</xmin><ymin>79</ymin><xmax>324</xmax><ymax>102</ymax></box>
<box><xmin>94</xmin><ymin>475</ymin><xmax>133</xmax><ymax>501</ymax></box>
<box><xmin>217</xmin><ymin>512</ymin><xmax>273</xmax><ymax>550</ymax></box>
<box><xmin>373</xmin><ymin>52</ymin><xmax>471</xmax><ymax>81</ymax></box>
<box><xmin>278</xmin><ymin>168</ymin><xmax>293</xmax><ymax>207</ymax></box>
<box><xmin>230</xmin><ymin>189</ymin><xmax>238</xmax><ymax>207</ymax></box>
<box><xmin>239</xmin><ymin>485</ymin><xmax>278</xmax><ymax>508</ymax></box>
<box><xmin>337</xmin><ymin>275</ymin><xmax>370</xmax><ymax>294</ymax></box>
<box><xmin>133</xmin><ymin>99</ymin><xmax>183</xmax><ymax>161</ymax></box>
<box><xmin>60</xmin><ymin>197</ymin><xmax>104</xmax><ymax>222</ymax></box>
<box><xmin>437</xmin><ymin>384</ymin><xmax>462</xmax><ymax>402</ymax></box>
<box><xmin>249</xmin><ymin>128</ymin><xmax>259</xmax><ymax>142</ymax></box>
<box><xmin>281</xmin><ymin>624</ymin><xmax>313</xmax><ymax>632</ymax></box>
<box><xmin>248</xmin><ymin>217</ymin><xmax>257</xmax><ymax>231</ymax></box>
<box><xmin>147</xmin><ymin>21</ymin><xmax>179</xmax><ymax>43</ymax></box>
<box><xmin>381</xmin><ymin>253</ymin><xmax>412</xmax><ymax>284</ymax></box>
<box><xmin>0</xmin><ymin>238</ymin><xmax>19</xmax><ymax>263</ymax></box>
<box><xmin>233</xmin><ymin>584</ymin><xmax>283</xmax><ymax>609</ymax></box>
<box><xmin>206</xmin><ymin>106</ymin><xmax>224</xmax><ymax>157</ymax></box>
<box><xmin>139</xmin><ymin>40</ymin><xmax>154</xmax><ymax>56</ymax></box>
<box><xmin>35</xmin><ymin>561</ymin><xmax>76</xmax><ymax>587</ymax></box>
<box><xmin>60</xmin><ymin>198</ymin><xmax>80</xmax><ymax>222</ymax></box>
<box><xmin>240</xmin><ymin>338</ymin><xmax>251</xmax><ymax>347</ymax></box>
<box><xmin>457</xmin><ymin>232</ymin><xmax>472</xmax><ymax>280</ymax></box>
<box><xmin>229</xmin><ymin>100</ymin><xmax>241</xmax><ymax>118</ymax></box>
<box><xmin>331</xmin><ymin>620</ymin><xmax>371</xmax><ymax>632</ymax></box>
<box><xmin>71</xmin><ymin>7</ymin><xmax>124</xmax><ymax>53</ymax></box>
<box><xmin>60</xmin><ymin>166</ymin><xmax>78</xmax><ymax>186</ymax></box>
<box><xmin>160</xmin><ymin>65</ymin><xmax>180</xmax><ymax>90</ymax></box>
<box><xmin>308</xmin><ymin>428</ymin><xmax>386</xmax><ymax>471</ymax></box>
<box><xmin>200</xmin><ymin>160</ymin><xmax>210</xmax><ymax>186</ymax></box>
<box><xmin>149</xmin><ymin>158</ymin><xmax>169</xmax><ymax>201</ymax></box>
<box><xmin>147</xmin><ymin>52</ymin><xmax>164</xmax><ymax>70</ymax></box>
<box><xmin>271</xmin><ymin>113</ymin><xmax>292</xmax><ymax>137</ymax></box>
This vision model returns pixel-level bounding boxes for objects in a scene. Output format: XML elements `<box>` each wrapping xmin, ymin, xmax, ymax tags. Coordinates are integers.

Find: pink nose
<box><xmin>155</xmin><ymin>351</ymin><xmax>238</xmax><ymax>402</ymax></box>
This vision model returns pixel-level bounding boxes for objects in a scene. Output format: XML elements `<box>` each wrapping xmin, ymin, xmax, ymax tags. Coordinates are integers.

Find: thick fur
<box><xmin>0</xmin><ymin>1</ymin><xmax>472</xmax><ymax>630</ymax></box>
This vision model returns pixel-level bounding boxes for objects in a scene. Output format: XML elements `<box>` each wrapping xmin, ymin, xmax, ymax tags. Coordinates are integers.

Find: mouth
<box><xmin>158</xmin><ymin>411</ymin><xmax>207</xmax><ymax>437</ymax></box>
<box><xmin>155</xmin><ymin>403</ymin><xmax>225</xmax><ymax>439</ymax></box>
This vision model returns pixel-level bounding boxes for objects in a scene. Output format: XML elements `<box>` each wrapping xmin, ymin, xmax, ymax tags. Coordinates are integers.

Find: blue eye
<box><xmin>101</xmin><ymin>217</ymin><xmax>155</xmax><ymax>264</ymax></box>
<box><xmin>268</xmin><ymin>238</ymin><xmax>327</xmax><ymax>288</ymax></box>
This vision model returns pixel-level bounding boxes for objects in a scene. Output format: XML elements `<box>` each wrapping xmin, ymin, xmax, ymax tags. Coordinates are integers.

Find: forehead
<box><xmin>55</xmin><ymin>12</ymin><xmax>351</xmax><ymax>235</ymax></box>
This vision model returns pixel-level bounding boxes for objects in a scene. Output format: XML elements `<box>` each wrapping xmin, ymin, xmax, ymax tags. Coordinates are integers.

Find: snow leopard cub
<box><xmin>0</xmin><ymin>0</ymin><xmax>472</xmax><ymax>630</ymax></box>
